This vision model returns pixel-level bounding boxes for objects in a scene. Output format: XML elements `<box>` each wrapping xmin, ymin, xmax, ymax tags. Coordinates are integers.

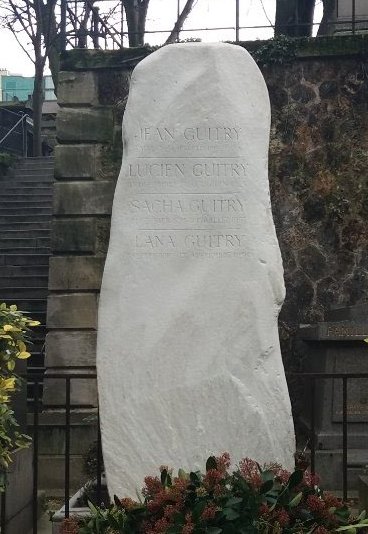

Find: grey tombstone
<box><xmin>300</xmin><ymin>303</ymin><xmax>368</xmax><ymax>490</ymax></box>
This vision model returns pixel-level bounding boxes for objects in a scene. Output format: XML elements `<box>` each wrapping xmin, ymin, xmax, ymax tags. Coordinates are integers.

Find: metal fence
<box><xmin>59</xmin><ymin>0</ymin><xmax>368</xmax><ymax>51</ymax></box>
<box><xmin>0</xmin><ymin>372</ymin><xmax>367</xmax><ymax>532</ymax></box>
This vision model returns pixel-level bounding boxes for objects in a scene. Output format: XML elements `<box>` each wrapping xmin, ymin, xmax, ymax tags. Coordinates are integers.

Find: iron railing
<box><xmin>0</xmin><ymin>108</ymin><xmax>30</xmax><ymax>157</ymax></box>
<box><xmin>0</xmin><ymin>372</ymin><xmax>367</xmax><ymax>532</ymax></box>
<box><xmin>58</xmin><ymin>0</ymin><xmax>368</xmax><ymax>51</ymax></box>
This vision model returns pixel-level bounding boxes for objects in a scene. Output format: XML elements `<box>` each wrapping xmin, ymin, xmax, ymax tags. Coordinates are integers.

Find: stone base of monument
<box><xmin>300</xmin><ymin>303</ymin><xmax>368</xmax><ymax>492</ymax></box>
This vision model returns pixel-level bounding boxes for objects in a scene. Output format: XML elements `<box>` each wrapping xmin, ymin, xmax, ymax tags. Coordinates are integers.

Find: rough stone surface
<box><xmin>45</xmin><ymin>331</ymin><xmax>97</xmax><ymax>366</ymax></box>
<box><xmin>56</xmin><ymin>107</ymin><xmax>113</xmax><ymax>142</ymax></box>
<box><xmin>58</xmin><ymin>71</ymin><xmax>98</xmax><ymax>106</ymax></box>
<box><xmin>49</xmin><ymin>256</ymin><xmax>105</xmax><ymax>290</ymax></box>
<box><xmin>51</xmin><ymin>218</ymin><xmax>96</xmax><ymax>253</ymax></box>
<box><xmin>97</xmin><ymin>43</ymin><xmax>295</xmax><ymax>498</ymax></box>
<box><xmin>53</xmin><ymin>181</ymin><xmax>114</xmax><ymax>215</ymax></box>
<box><xmin>47</xmin><ymin>293</ymin><xmax>97</xmax><ymax>329</ymax></box>
<box><xmin>54</xmin><ymin>144</ymin><xmax>102</xmax><ymax>179</ymax></box>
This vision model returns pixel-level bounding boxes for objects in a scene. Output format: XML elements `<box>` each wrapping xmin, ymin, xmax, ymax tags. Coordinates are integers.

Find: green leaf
<box><xmin>289</xmin><ymin>491</ymin><xmax>303</xmax><ymax>507</ymax></box>
<box><xmin>225</xmin><ymin>497</ymin><xmax>243</xmax><ymax>506</ymax></box>
<box><xmin>189</xmin><ymin>471</ymin><xmax>199</xmax><ymax>484</ymax></box>
<box><xmin>160</xmin><ymin>468</ymin><xmax>168</xmax><ymax>485</ymax></box>
<box><xmin>206</xmin><ymin>456</ymin><xmax>217</xmax><ymax>471</ymax></box>
<box><xmin>223</xmin><ymin>508</ymin><xmax>240</xmax><ymax>521</ymax></box>
<box><xmin>206</xmin><ymin>528</ymin><xmax>222</xmax><ymax>534</ymax></box>
<box><xmin>357</xmin><ymin>510</ymin><xmax>366</xmax><ymax>521</ymax></box>
<box><xmin>287</xmin><ymin>470</ymin><xmax>304</xmax><ymax>489</ymax></box>
<box><xmin>178</xmin><ymin>468</ymin><xmax>188</xmax><ymax>480</ymax></box>
<box><xmin>260</xmin><ymin>479</ymin><xmax>274</xmax><ymax>495</ymax></box>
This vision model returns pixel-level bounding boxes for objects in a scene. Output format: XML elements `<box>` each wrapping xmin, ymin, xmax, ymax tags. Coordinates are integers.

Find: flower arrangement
<box><xmin>0</xmin><ymin>302</ymin><xmax>39</xmax><ymax>489</ymax></box>
<box><xmin>61</xmin><ymin>453</ymin><xmax>368</xmax><ymax>533</ymax></box>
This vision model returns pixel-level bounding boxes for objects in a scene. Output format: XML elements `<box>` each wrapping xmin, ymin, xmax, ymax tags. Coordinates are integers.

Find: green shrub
<box><xmin>63</xmin><ymin>454</ymin><xmax>367</xmax><ymax>533</ymax></box>
<box><xmin>0</xmin><ymin>303</ymin><xmax>39</xmax><ymax>490</ymax></box>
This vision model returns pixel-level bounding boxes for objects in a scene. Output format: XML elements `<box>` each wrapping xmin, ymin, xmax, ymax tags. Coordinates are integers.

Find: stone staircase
<box><xmin>0</xmin><ymin>156</ymin><xmax>54</xmax><ymax>404</ymax></box>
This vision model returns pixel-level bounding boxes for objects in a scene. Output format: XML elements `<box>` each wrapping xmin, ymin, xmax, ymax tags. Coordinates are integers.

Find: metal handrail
<box><xmin>0</xmin><ymin>112</ymin><xmax>29</xmax><ymax>157</ymax></box>
<box><xmin>0</xmin><ymin>113</ymin><xmax>28</xmax><ymax>146</ymax></box>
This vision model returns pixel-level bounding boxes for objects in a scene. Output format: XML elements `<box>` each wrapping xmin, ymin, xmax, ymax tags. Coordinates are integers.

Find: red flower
<box><xmin>276</xmin><ymin>509</ymin><xmax>290</xmax><ymax>527</ymax></box>
<box><xmin>239</xmin><ymin>457</ymin><xmax>262</xmax><ymax>488</ymax></box>
<box><xmin>143</xmin><ymin>476</ymin><xmax>162</xmax><ymax>497</ymax></box>
<box><xmin>306</xmin><ymin>494</ymin><xmax>326</xmax><ymax>514</ymax></box>
<box><xmin>203</xmin><ymin>468</ymin><xmax>223</xmax><ymax>490</ymax></box>
<box><xmin>182</xmin><ymin>512</ymin><xmax>194</xmax><ymax>534</ymax></box>
<box><xmin>314</xmin><ymin>527</ymin><xmax>329</xmax><ymax>534</ymax></box>
<box><xmin>216</xmin><ymin>452</ymin><xmax>231</xmax><ymax>473</ymax></box>
<box><xmin>201</xmin><ymin>504</ymin><xmax>218</xmax><ymax>521</ymax></box>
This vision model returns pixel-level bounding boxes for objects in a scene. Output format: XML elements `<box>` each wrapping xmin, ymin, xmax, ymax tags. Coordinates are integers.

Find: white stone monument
<box><xmin>97</xmin><ymin>43</ymin><xmax>295</xmax><ymax>498</ymax></box>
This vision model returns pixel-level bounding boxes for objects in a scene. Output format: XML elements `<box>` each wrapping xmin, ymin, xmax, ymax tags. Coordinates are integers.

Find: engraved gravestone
<box><xmin>97</xmin><ymin>43</ymin><xmax>295</xmax><ymax>498</ymax></box>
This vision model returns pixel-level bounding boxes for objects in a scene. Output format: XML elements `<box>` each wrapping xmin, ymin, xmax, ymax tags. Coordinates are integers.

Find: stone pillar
<box><xmin>44</xmin><ymin>63</ymin><xmax>132</xmax><ymax>407</ymax></box>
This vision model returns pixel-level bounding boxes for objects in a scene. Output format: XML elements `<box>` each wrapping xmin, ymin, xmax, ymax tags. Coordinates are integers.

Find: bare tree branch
<box><xmin>165</xmin><ymin>0</ymin><xmax>197</xmax><ymax>44</ymax></box>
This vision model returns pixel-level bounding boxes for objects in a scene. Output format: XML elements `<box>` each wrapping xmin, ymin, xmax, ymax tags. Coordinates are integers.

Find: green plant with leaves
<box><xmin>252</xmin><ymin>35</ymin><xmax>298</xmax><ymax>66</ymax></box>
<box><xmin>0</xmin><ymin>152</ymin><xmax>16</xmax><ymax>177</ymax></box>
<box><xmin>62</xmin><ymin>453</ymin><xmax>368</xmax><ymax>533</ymax></box>
<box><xmin>0</xmin><ymin>302</ymin><xmax>39</xmax><ymax>490</ymax></box>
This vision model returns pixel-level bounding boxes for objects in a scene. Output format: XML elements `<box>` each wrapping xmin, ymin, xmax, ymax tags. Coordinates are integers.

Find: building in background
<box><xmin>0</xmin><ymin>71</ymin><xmax>58</xmax><ymax>153</ymax></box>
<box><xmin>0</xmin><ymin>72</ymin><xmax>57</xmax><ymax>102</ymax></box>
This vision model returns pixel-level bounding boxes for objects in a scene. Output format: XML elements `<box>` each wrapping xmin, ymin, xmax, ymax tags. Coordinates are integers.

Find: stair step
<box><xmin>0</xmin><ymin>287</ymin><xmax>48</xmax><ymax>298</ymax></box>
<box><xmin>0</xmin><ymin>237</ymin><xmax>50</xmax><ymax>246</ymax></box>
<box><xmin>2</xmin><ymin>229</ymin><xmax>50</xmax><ymax>238</ymax></box>
<box><xmin>0</xmin><ymin>208</ymin><xmax>53</xmax><ymax>216</ymax></box>
<box><xmin>0</xmin><ymin>206</ymin><xmax>52</xmax><ymax>214</ymax></box>
<box><xmin>0</xmin><ymin>265</ymin><xmax>49</xmax><ymax>276</ymax></box>
<box><xmin>0</xmin><ymin>222</ymin><xmax>51</xmax><ymax>231</ymax></box>
<box><xmin>2</xmin><ymin>254</ymin><xmax>50</xmax><ymax>266</ymax></box>
<box><xmin>0</xmin><ymin>276</ymin><xmax>48</xmax><ymax>287</ymax></box>
<box><xmin>0</xmin><ymin>247</ymin><xmax>50</xmax><ymax>254</ymax></box>
<box><xmin>0</xmin><ymin>215</ymin><xmax>52</xmax><ymax>222</ymax></box>
<box><xmin>0</xmin><ymin>194</ymin><xmax>53</xmax><ymax>202</ymax></box>
<box><xmin>0</xmin><ymin>201</ymin><xmax>52</xmax><ymax>208</ymax></box>
<box><xmin>0</xmin><ymin>181</ymin><xmax>53</xmax><ymax>188</ymax></box>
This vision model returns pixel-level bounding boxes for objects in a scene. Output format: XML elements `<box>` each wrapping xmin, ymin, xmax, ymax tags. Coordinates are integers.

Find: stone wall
<box><xmin>46</xmin><ymin>36</ymin><xmax>368</xmax><ymax>413</ymax></box>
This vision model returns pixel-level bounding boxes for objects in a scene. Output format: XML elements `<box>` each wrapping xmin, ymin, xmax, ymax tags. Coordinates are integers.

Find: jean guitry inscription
<box><xmin>136</xmin><ymin>126</ymin><xmax>242</xmax><ymax>141</ymax></box>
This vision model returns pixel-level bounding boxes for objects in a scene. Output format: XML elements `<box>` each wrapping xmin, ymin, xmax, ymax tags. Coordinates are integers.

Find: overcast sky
<box><xmin>0</xmin><ymin>0</ymin><xmax>323</xmax><ymax>77</ymax></box>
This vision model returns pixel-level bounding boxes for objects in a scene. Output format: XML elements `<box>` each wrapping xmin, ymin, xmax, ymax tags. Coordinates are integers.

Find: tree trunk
<box><xmin>165</xmin><ymin>0</ymin><xmax>196</xmax><ymax>44</ymax></box>
<box><xmin>40</xmin><ymin>0</ymin><xmax>61</xmax><ymax>94</ymax></box>
<box><xmin>317</xmin><ymin>0</ymin><xmax>335</xmax><ymax>35</ymax></box>
<box><xmin>275</xmin><ymin>0</ymin><xmax>315</xmax><ymax>37</ymax></box>
<box><xmin>123</xmin><ymin>0</ymin><xmax>149</xmax><ymax>47</ymax></box>
<box><xmin>32</xmin><ymin>62</ymin><xmax>44</xmax><ymax>157</ymax></box>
